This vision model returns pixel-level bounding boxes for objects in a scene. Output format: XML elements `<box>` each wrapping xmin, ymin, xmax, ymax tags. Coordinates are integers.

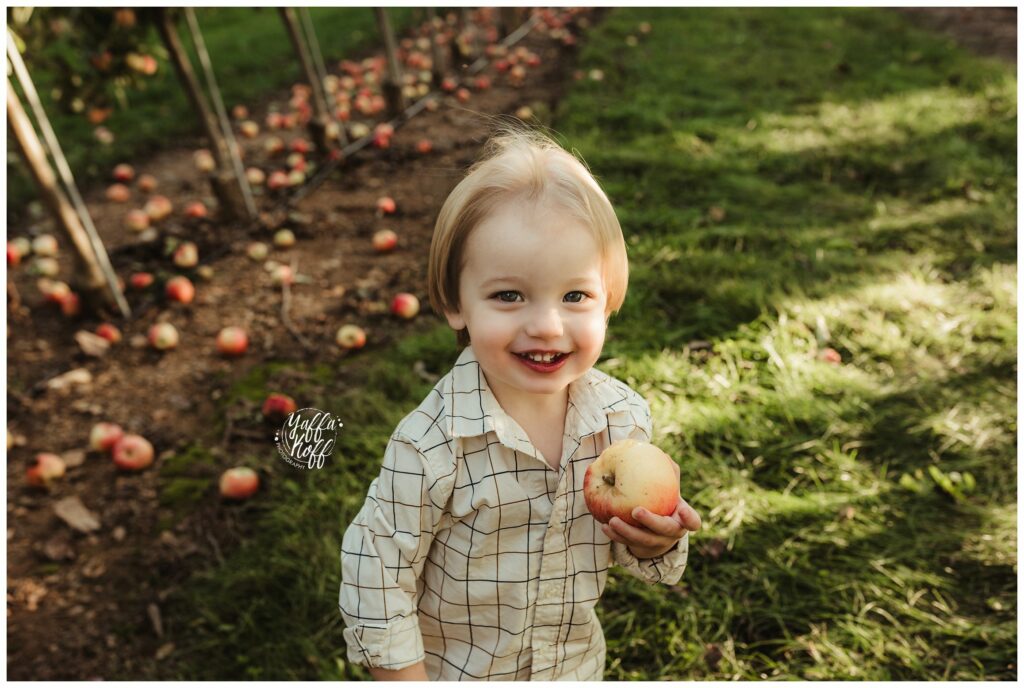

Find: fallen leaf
<box><xmin>155</xmin><ymin>642</ymin><xmax>175</xmax><ymax>661</ymax></box>
<box><xmin>53</xmin><ymin>496</ymin><xmax>101</xmax><ymax>533</ymax></box>
<box><xmin>704</xmin><ymin>643</ymin><xmax>723</xmax><ymax>671</ymax></box>
<box><xmin>74</xmin><ymin>330</ymin><xmax>111</xmax><ymax>357</ymax></box>
<box><xmin>62</xmin><ymin>449</ymin><xmax>87</xmax><ymax>468</ymax></box>
<box><xmin>45</xmin><ymin>368</ymin><xmax>92</xmax><ymax>392</ymax></box>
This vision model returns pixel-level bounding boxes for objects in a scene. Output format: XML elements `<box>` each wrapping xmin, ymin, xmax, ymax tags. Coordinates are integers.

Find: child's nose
<box><xmin>525</xmin><ymin>305</ymin><xmax>564</xmax><ymax>338</ymax></box>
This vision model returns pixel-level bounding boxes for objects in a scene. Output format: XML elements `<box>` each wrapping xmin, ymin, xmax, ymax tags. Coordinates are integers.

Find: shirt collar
<box><xmin>443</xmin><ymin>346</ymin><xmax>627</xmax><ymax>445</ymax></box>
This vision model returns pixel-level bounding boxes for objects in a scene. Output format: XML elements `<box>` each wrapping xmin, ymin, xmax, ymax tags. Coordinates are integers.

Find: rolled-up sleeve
<box><xmin>339</xmin><ymin>433</ymin><xmax>455</xmax><ymax>669</ymax></box>
<box><xmin>610</xmin><ymin>390</ymin><xmax>691</xmax><ymax>585</ymax></box>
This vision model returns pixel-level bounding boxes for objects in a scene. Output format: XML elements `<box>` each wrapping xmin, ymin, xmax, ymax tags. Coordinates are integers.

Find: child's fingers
<box><xmin>610</xmin><ymin>515</ymin><xmax>674</xmax><ymax>548</ymax></box>
<box><xmin>631</xmin><ymin>507</ymin><xmax>687</xmax><ymax>539</ymax></box>
<box><xmin>676</xmin><ymin>499</ymin><xmax>702</xmax><ymax>532</ymax></box>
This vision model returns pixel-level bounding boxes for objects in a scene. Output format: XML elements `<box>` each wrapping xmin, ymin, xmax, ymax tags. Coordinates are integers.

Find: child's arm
<box><xmin>339</xmin><ymin>433</ymin><xmax>456</xmax><ymax>676</ymax></box>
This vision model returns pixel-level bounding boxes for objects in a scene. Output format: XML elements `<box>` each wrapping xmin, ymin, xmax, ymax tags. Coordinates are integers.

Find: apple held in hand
<box><xmin>583</xmin><ymin>439</ymin><xmax>679</xmax><ymax>528</ymax></box>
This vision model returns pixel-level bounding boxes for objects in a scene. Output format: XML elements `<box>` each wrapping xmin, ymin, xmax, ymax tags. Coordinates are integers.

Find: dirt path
<box><xmin>896</xmin><ymin>7</ymin><xmax>1016</xmax><ymax>65</ymax></box>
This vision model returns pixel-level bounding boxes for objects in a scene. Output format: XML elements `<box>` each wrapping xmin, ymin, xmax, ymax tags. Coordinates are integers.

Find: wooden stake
<box><xmin>375</xmin><ymin>8</ymin><xmax>407</xmax><ymax>118</ymax></box>
<box><xmin>426</xmin><ymin>7</ymin><xmax>446</xmax><ymax>89</ymax></box>
<box><xmin>279</xmin><ymin>7</ymin><xmax>333</xmax><ymax>155</ymax></box>
<box><xmin>7</xmin><ymin>80</ymin><xmax>110</xmax><ymax>307</ymax></box>
<box><xmin>157</xmin><ymin>8</ymin><xmax>247</xmax><ymax>221</ymax></box>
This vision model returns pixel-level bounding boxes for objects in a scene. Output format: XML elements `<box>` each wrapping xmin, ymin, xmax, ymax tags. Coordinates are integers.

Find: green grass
<box><xmin>133</xmin><ymin>8</ymin><xmax>1015</xmax><ymax>681</ymax></box>
<box><xmin>7</xmin><ymin>7</ymin><xmax>416</xmax><ymax>215</ymax></box>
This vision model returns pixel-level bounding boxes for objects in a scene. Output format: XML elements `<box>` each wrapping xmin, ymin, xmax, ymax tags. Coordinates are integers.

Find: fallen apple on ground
<box><xmin>112</xmin><ymin>163</ymin><xmax>135</xmax><ymax>182</ymax></box>
<box><xmin>262</xmin><ymin>393</ymin><xmax>297</xmax><ymax>424</ymax></box>
<box><xmin>112</xmin><ymin>434</ymin><xmax>154</xmax><ymax>471</ymax></box>
<box><xmin>216</xmin><ymin>326</ymin><xmax>248</xmax><ymax>356</ymax></box>
<box><xmin>32</xmin><ymin>234</ymin><xmax>59</xmax><ymax>257</ymax></box>
<box><xmin>95</xmin><ymin>323</ymin><xmax>122</xmax><ymax>343</ymax></box>
<box><xmin>273</xmin><ymin>229</ymin><xmax>296</xmax><ymax>248</ymax></box>
<box><xmin>376</xmin><ymin>196</ymin><xmax>396</xmax><ymax>215</ymax></box>
<box><xmin>173</xmin><ymin>242</ymin><xmax>199</xmax><ymax>268</ymax></box>
<box><xmin>89</xmin><ymin>422</ymin><xmax>124</xmax><ymax>452</ymax></box>
<box><xmin>148</xmin><ymin>322</ymin><xmax>179</xmax><ymax>350</ymax></box>
<box><xmin>372</xmin><ymin>229</ymin><xmax>398</xmax><ymax>253</ymax></box>
<box><xmin>335</xmin><ymin>324</ymin><xmax>366</xmax><ymax>349</ymax></box>
<box><xmin>26</xmin><ymin>452</ymin><xmax>66</xmax><ymax>488</ymax></box>
<box><xmin>165</xmin><ymin>275</ymin><xmax>195</xmax><ymax>304</ymax></box>
<box><xmin>220</xmin><ymin>467</ymin><xmax>259</xmax><ymax>500</ymax></box>
<box><xmin>583</xmin><ymin>439</ymin><xmax>680</xmax><ymax>528</ymax></box>
<box><xmin>125</xmin><ymin>209</ymin><xmax>150</xmax><ymax>232</ymax></box>
<box><xmin>391</xmin><ymin>293</ymin><xmax>420</xmax><ymax>319</ymax></box>
<box><xmin>106</xmin><ymin>183</ymin><xmax>131</xmax><ymax>203</ymax></box>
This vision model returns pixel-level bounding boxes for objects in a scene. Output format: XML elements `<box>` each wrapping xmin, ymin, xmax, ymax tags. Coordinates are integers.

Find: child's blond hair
<box><xmin>427</xmin><ymin>122</ymin><xmax>629</xmax><ymax>348</ymax></box>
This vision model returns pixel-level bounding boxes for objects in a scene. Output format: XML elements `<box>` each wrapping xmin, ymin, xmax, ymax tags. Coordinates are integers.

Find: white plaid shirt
<box><xmin>339</xmin><ymin>346</ymin><xmax>689</xmax><ymax>680</ymax></box>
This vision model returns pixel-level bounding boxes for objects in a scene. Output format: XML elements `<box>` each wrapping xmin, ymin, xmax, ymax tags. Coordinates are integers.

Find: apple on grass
<box><xmin>220</xmin><ymin>467</ymin><xmax>259</xmax><ymax>500</ymax></box>
<box><xmin>112</xmin><ymin>434</ymin><xmax>154</xmax><ymax>471</ymax></box>
<box><xmin>262</xmin><ymin>393</ymin><xmax>297</xmax><ymax>424</ymax></box>
<box><xmin>583</xmin><ymin>439</ymin><xmax>680</xmax><ymax>528</ymax></box>
<box><xmin>26</xmin><ymin>452</ymin><xmax>66</xmax><ymax>488</ymax></box>
<box><xmin>335</xmin><ymin>324</ymin><xmax>366</xmax><ymax>350</ymax></box>
<box><xmin>89</xmin><ymin>422</ymin><xmax>124</xmax><ymax>452</ymax></box>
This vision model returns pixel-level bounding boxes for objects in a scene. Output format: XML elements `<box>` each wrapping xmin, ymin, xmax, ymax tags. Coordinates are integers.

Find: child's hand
<box><xmin>601</xmin><ymin>497</ymin><xmax>702</xmax><ymax>560</ymax></box>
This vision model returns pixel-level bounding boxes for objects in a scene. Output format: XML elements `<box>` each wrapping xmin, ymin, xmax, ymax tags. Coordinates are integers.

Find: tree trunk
<box><xmin>279</xmin><ymin>8</ymin><xmax>333</xmax><ymax>155</ymax></box>
<box><xmin>426</xmin><ymin>7</ymin><xmax>446</xmax><ymax>89</ymax></box>
<box><xmin>374</xmin><ymin>8</ymin><xmax>407</xmax><ymax>117</ymax></box>
<box><xmin>7</xmin><ymin>80</ymin><xmax>111</xmax><ymax>309</ymax></box>
<box><xmin>156</xmin><ymin>8</ymin><xmax>247</xmax><ymax>221</ymax></box>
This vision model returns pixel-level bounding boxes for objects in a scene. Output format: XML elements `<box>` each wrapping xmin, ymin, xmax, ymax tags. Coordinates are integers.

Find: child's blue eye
<box><xmin>565</xmin><ymin>291</ymin><xmax>587</xmax><ymax>303</ymax></box>
<box><xmin>492</xmin><ymin>290</ymin><xmax>522</xmax><ymax>303</ymax></box>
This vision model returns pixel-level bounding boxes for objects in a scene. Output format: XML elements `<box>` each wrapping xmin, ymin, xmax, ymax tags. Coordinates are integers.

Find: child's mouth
<box><xmin>514</xmin><ymin>351</ymin><xmax>570</xmax><ymax>372</ymax></box>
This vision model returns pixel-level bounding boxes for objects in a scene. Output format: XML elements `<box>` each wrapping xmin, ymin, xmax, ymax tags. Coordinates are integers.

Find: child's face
<box><xmin>444</xmin><ymin>200</ymin><xmax>609</xmax><ymax>406</ymax></box>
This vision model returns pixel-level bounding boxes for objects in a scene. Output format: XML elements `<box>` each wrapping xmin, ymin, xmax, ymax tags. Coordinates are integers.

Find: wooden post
<box><xmin>279</xmin><ymin>7</ymin><xmax>333</xmax><ymax>155</ymax></box>
<box><xmin>157</xmin><ymin>8</ymin><xmax>247</xmax><ymax>221</ymax></box>
<box><xmin>426</xmin><ymin>7</ymin><xmax>446</xmax><ymax>89</ymax></box>
<box><xmin>374</xmin><ymin>8</ymin><xmax>407</xmax><ymax>118</ymax></box>
<box><xmin>7</xmin><ymin>80</ymin><xmax>111</xmax><ymax>307</ymax></box>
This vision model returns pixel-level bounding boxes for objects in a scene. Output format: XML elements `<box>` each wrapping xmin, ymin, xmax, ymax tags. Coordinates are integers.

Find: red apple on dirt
<box><xmin>32</xmin><ymin>234</ymin><xmax>59</xmax><ymax>256</ymax></box>
<box><xmin>193</xmin><ymin>148</ymin><xmax>216</xmax><ymax>173</ymax></box>
<box><xmin>219</xmin><ymin>467</ymin><xmax>260</xmax><ymax>500</ymax></box>
<box><xmin>287</xmin><ymin>169</ymin><xmax>306</xmax><ymax>187</ymax></box>
<box><xmin>262</xmin><ymin>393</ymin><xmax>297</xmax><ymax>424</ymax></box>
<box><xmin>373</xmin><ymin>229</ymin><xmax>398</xmax><ymax>253</ymax></box>
<box><xmin>232</xmin><ymin>104</ymin><xmax>249</xmax><ymax>120</ymax></box>
<box><xmin>144</xmin><ymin>195</ymin><xmax>173</xmax><ymax>222</ymax></box>
<box><xmin>95</xmin><ymin>323</ymin><xmax>122</xmax><ymax>343</ymax></box>
<box><xmin>245</xmin><ymin>167</ymin><xmax>266</xmax><ymax>186</ymax></box>
<box><xmin>112</xmin><ymin>163</ymin><xmax>135</xmax><ymax>182</ymax></box>
<box><xmin>184</xmin><ymin>201</ymin><xmax>208</xmax><ymax>219</ymax></box>
<box><xmin>216</xmin><ymin>326</ymin><xmax>248</xmax><ymax>356</ymax></box>
<box><xmin>286</xmin><ymin>152</ymin><xmax>306</xmax><ymax>171</ymax></box>
<box><xmin>59</xmin><ymin>291</ymin><xmax>80</xmax><ymax>317</ymax></box>
<box><xmin>137</xmin><ymin>174</ymin><xmax>158</xmax><ymax>192</ymax></box>
<box><xmin>474</xmin><ymin>76</ymin><xmax>491</xmax><ymax>91</ymax></box>
<box><xmin>583</xmin><ymin>439</ymin><xmax>680</xmax><ymax>527</ymax></box>
<box><xmin>148</xmin><ymin>322</ymin><xmax>179</xmax><ymax>350</ymax></box>
<box><xmin>264</xmin><ymin>136</ymin><xmax>285</xmax><ymax>155</ymax></box>
<box><xmin>130</xmin><ymin>272</ymin><xmax>154</xmax><ymax>290</ymax></box>
<box><xmin>106</xmin><ymin>183</ymin><xmax>131</xmax><ymax>203</ymax></box>
<box><xmin>165</xmin><ymin>275</ymin><xmax>195</xmax><ymax>304</ymax></box>
<box><xmin>239</xmin><ymin>120</ymin><xmax>260</xmax><ymax>138</ymax></box>
<box><xmin>112</xmin><ymin>434</ymin><xmax>154</xmax><ymax>471</ymax></box>
<box><xmin>26</xmin><ymin>452</ymin><xmax>66</xmax><ymax>488</ymax></box>
<box><xmin>416</xmin><ymin>138</ymin><xmax>433</xmax><ymax>154</ymax></box>
<box><xmin>455</xmin><ymin>87</ymin><xmax>471</xmax><ymax>103</ymax></box>
<box><xmin>335</xmin><ymin>324</ymin><xmax>366</xmax><ymax>350</ymax></box>
<box><xmin>376</xmin><ymin>196</ymin><xmax>396</xmax><ymax>215</ymax></box>
<box><xmin>125</xmin><ymin>209</ymin><xmax>150</xmax><ymax>232</ymax></box>
<box><xmin>31</xmin><ymin>257</ymin><xmax>60</xmax><ymax>277</ymax></box>
<box><xmin>246</xmin><ymin>242</ymin><xmax>268</xmax><ymax>261</ymax></box>
<box><xmin>267</xmin><ymin>170</ymin><xmax>289</xmax><ymax>190</ymax></box>
<box><xmin>390</xmin><ymin>293</ymin><xmax>420</xmax><ymax>319</ymax></box>
<box><xmin>7</xmin><ymin>241</ymin><xmax>22</xmax><ymax>267</ymax></box>
<box><xmin>271</xmin><ymin>264</ymin><xmax>294</xmax><ymax>286</ymax></box>
<box><xmin>441</xmin><ymin>76</ymin><xmax>457</xmax><ymax>92</ymax></box>
<box><xmin>173</xmin><ymin>242</ymin><xmax>198</xmax><ymax>268</ymax></box>
<box><xmin>273</xmin><ymin>229</ymin><xmax>296</xmax><ymax>248</ymax></box>
<box><xmin>39</xmin><ymin>278</ymin><xmax>70</xmax><ymax>303</ymax></box>
<box><xmin>290</xmin><ymin>138</ymin><xmax>311</xmax><ymax>154</ymax></box>
<box><xmin>89</xmin><ymin>422</ymin><xmax>125</xmax><ymax>452</ymax></box>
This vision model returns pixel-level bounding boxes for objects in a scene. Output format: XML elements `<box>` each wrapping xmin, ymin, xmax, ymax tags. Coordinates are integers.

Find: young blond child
<box><xmin>339</xmin><ymin>124</ymin><xmax>701</xmax><ymax>681</ymax></box>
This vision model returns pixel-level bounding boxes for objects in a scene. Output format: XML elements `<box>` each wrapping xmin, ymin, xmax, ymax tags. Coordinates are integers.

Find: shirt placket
<box><xmin>529</xmin><ymin>461</ymin><xmax>573</xmax><ymax>680</ymax></box>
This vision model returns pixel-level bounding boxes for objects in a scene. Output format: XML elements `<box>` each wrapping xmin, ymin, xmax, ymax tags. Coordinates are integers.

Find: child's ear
<box><xmin>444</xmin><ymin>309</ymin><xmax>466</xmax><ymax>332</ymax></box>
